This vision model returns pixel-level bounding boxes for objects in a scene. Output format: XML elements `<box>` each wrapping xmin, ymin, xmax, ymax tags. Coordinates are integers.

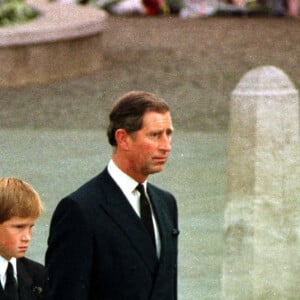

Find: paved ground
<box><xmin>1</xmin><ymin>13</ymin><xmax>299</xmax><ymax>299</ymax></box>
<box><xmin>1</xmin><ymin>129</ymin><xmax>226</xmax><ymax>299</ymax></box>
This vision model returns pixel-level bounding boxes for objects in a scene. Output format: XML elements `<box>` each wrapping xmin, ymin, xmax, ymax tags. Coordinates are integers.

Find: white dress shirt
<box><xmin>108</xmin><ymin>159</ymin><xmax>161</xmax><ymax>257</ymax></box>
<box><xmin>0</xmin><ymin>256</ymin><xmax>17</xmax><ymax>288</ymax></box>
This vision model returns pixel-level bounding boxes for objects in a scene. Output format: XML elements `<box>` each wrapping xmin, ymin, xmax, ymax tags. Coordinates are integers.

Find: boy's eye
<box><xmin>15</xmin><ymin>225</ymin><xmax>25</xmax><ymax>229</ymax></box>
<box><xmin>14</xmin><ymin>224</ymin><xmax>34</xmax><ymax>229</ymax></box>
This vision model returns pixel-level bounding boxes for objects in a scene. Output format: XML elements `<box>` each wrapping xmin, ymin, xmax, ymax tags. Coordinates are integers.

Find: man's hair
<box><xmin>0</xmin><ymin>178</ymin><xmax>43</xmax><ymax>223</ymax></box>
<box><xmin>107</xmin><ymin>91</ymin><xmax>170</xmax><ymax>146</ymax></box>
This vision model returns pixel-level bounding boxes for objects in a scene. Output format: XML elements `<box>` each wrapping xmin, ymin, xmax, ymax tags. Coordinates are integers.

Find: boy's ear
<box><xmin>114</xmin><ymin>129</ymin><xmax>130</xmax><ymax>150</ymax></box>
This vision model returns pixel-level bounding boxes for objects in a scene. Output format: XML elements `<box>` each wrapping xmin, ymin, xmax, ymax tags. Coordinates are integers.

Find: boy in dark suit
<box><xmin>46</xmin><ymin>91</ymin><xmax>179</xmax><ymax>300</ymax></box>
<box><xmin>0</xmin><ymin>177</ymin><xmax>48</xmax><ymax>300</ymax></box>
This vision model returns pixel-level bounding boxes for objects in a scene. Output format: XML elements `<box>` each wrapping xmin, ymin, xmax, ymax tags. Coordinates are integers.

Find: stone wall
<box><xmin>0</xmin><ymin>0</ymin><xmax>107</xmax><ymax>87</ymax></box>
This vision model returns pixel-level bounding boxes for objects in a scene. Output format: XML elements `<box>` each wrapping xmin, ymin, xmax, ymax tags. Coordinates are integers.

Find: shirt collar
<box><xmin>108</xmin><ymin>159</ymin><xmax>147</xmax><ymax>196</ymax></box>
<box><xmin>0</xmin><ymin>256</ymin><xmax>17</xmax><ymax>277</ymax></box>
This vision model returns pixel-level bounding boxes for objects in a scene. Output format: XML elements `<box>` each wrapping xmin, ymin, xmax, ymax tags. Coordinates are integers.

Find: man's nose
<box><xmin>160</xmin><ymin>133</ymin><xmax>172</xmax><ymax>151</ymax></box>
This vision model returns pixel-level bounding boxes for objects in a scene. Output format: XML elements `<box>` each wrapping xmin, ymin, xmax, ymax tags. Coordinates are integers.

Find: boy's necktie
<box><xmin>136</xmin><ymin>184</ymin><xmax>156</xmax><ymax>248</ymax></box>
<box><xmin>5</xmin><ymin>262</ymin><xmax>18</xmax><ymax>300</ymax></box>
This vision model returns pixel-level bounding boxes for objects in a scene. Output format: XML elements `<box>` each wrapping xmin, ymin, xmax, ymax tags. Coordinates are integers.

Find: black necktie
<box><xmin>5</xmin><ymin>262</ymin><xmax>18</xmax><ymax>300</ymax></box>
<box><xmin>136</xmin><ymin>184</ymin><xmax>156</xmax><ymax>248</ymax></box>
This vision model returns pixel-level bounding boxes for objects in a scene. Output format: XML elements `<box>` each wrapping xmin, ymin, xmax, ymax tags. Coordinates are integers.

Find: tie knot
<box><xmin>6</xmin><ymin>262</ymin><xmax>14</xmax><ymax>277</ymax></box>
<box><xmin>136</xmin><ymin>184</ymin><xmax>146</xmax><ymax>196</ymax></box>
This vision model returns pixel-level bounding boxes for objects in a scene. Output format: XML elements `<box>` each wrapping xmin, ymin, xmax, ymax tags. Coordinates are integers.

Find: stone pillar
<box><xmin>222</xmin><ymin>66</ymin><xmax>300</xmax><ymax>299</ymax></box>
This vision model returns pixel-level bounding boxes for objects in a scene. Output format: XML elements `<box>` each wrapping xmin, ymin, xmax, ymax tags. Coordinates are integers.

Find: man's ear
<box><xmin>114</xmin><ymin>129</ymin><xmax>130</xmax><ymax>150</ymax></box>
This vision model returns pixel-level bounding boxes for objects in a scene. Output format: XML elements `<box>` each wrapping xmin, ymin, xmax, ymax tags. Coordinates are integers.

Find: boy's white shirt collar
<box><xmin>0</xmin><ymin>256</ymin><xmax>17</xmax><ymax>287</ymax></box>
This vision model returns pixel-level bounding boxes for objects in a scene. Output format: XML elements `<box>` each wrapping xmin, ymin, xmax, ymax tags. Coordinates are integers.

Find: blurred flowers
<box><xmin>0</xmin><ymin>0</ymin><xmax>39</xmax><ymax>26</ymax></box>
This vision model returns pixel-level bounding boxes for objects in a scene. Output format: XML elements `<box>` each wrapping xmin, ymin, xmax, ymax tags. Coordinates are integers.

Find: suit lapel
<box><xmin>0</xmin><ymin>272</ymin><xmax>20</xmax><ymax>299</ymax></box>
<box><xmin>148</xmin><ymin>185</ymin><xmax>174</xmax><ymax>260</ymax></box>
<box><xmin>97</xmin><ymin>170</ymin><xmax>158</xmax><ymax>274</ymax></box>
<box><xmin>17</xmin><ymin>259</ymin><xmax>33</xmax><ymax>300</ymax></box>
<box><xmin>148</xmin><ymin>184</ymin><xmax>179</xmax><ymax>299</ymax></box>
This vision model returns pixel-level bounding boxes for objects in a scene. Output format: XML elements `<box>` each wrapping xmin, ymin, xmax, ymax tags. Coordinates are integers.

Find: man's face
<box><xmin>126</xmin><ymin>111</ymin><xmax>173</xmax><ymax>182</ymax></box>
<box><xmin>0</xmin><ymin>216</ymin><xmax>36</xmax><ymax>260</ymax></box>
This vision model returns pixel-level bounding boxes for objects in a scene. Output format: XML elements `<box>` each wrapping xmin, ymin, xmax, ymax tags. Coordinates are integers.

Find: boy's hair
<box><xmin>0</xmin><ymin>178</ymin><xmax>43</xmax><ymax>223</ymax></box>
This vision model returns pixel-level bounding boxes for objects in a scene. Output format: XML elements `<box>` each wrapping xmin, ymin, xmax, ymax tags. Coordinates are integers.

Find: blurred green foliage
<box><xmin>0</xmin><ymin>0</ymin><xmax>39</xmax><ymax>26</ymax></box>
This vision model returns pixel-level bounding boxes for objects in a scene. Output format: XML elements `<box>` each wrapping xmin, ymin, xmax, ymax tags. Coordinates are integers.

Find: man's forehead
<box><xmin>142</xmin><ymin>111</ymin><xmax>172</xmax><ymax>125</ymax></box>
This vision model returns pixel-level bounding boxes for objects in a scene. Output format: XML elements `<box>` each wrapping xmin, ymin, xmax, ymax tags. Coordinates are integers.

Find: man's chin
<box><xmin>149</xmin><ymin>165</ymin><xmax>165</xmax><ymax>174</ymax></box>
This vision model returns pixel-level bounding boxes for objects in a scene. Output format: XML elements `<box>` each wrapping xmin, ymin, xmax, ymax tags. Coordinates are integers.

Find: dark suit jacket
<box><xmin>0</xmin><ymin>257</ymin><xmax>48</xmax><ymax>300</ymax></box>
<box><xmin>46</xmin><ymin>168</ymin><xmax>179</xmax><ymax>300</ymax></box>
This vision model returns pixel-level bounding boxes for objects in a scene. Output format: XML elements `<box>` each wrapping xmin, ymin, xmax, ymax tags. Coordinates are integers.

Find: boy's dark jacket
<box><xmin>0</xmin><ymin>257</ymin><xmax>48</xmax><ymax>300</ymax></box>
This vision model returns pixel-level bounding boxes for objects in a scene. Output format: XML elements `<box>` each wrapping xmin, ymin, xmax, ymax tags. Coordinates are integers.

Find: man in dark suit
<box><xmin>45</xmin><ymin>90</ymin><xmax>179</xmax><ymax>300</ymax></box>
<box><xmin>0</xmin><ymin>177</ymin><xmax>48</xmax><ymax>300</ymax></box>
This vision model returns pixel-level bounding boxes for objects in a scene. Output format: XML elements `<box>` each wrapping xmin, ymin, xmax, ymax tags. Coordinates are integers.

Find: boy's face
<box><xmin>0</xmin><ymin>216</ymin><xmax>36</xmax><ymax>260</ymax></box>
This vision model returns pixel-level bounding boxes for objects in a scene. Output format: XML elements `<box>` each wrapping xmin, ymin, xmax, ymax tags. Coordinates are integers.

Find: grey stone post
<box><xmin>222</xmin><ymin>66</ymin><xmax>300</xmax><ymax>299</ymax></box>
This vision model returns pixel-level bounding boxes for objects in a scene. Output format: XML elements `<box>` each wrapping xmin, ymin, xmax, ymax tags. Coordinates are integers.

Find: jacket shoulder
<box><xmin>18</xmin><ymin>257</ymin><xmax>47</xmax><ymax>277</ymax></box>
<box><xmin>18</xmin><ymin>257</ymin><xmax>48</xmax><ymax>299</ymax></box>
<box><xmin>68</xmin><ymin>169</ymin><xmax>110</xmax><ymax>202</ymax></box>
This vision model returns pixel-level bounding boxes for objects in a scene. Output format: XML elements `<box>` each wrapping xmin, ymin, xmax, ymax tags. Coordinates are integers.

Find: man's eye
<box><xmin>151</xmin><ymin>133</ymin><xmax>159</xmax><ymax>137</ymax></box>
<box><xmin>167</xmin><ymin>130</ymin><xmax>173</xmax><ymax>136</ymax></box>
